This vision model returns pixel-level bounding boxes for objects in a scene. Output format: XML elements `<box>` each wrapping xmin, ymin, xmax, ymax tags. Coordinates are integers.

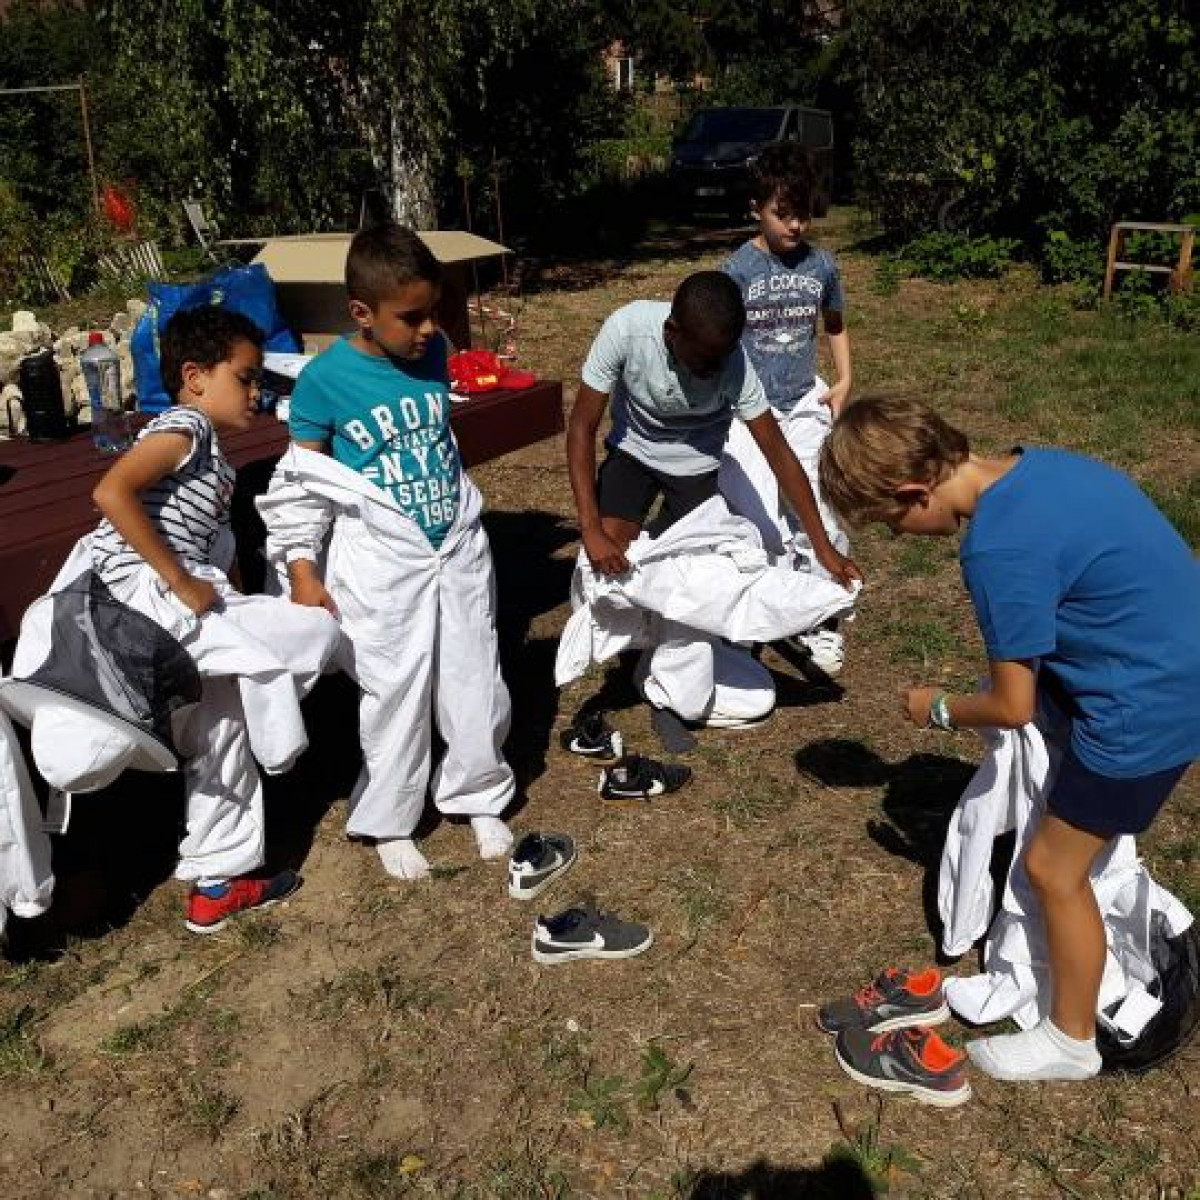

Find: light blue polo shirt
<box><xmin>581</xmin><ymin>300</ymin><xmax>769</xmax><ymax>476</ymax></box>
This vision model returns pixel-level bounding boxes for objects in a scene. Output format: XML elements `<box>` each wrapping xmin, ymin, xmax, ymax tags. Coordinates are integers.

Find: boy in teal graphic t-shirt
<box><xmin>284</xmin><ymin>223</ymin><xmax>514</xmax><ymax>882</ymax></box>
<box><xmin>289</xmin><ymin>317</ymin><xmax>461</xmax><ymax>547</ymax></box>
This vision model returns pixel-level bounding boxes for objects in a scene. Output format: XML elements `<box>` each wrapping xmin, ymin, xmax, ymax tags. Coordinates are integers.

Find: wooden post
<box><xmin>492</xmin><ymin>147</ymin><xmax>508</xmax><ymax>289</ymax></box>
<box><xmin>78</xmin><ymin>75</ymin><xmax>101</xmax><ymax>217</ymax></box>
<box><xmin>1172</xmin><ymin>227</ymin><xmax>1195</xmax><ymax>294</ymax></box>
<box><xmin>1102</xmin><ymin>223</ymin><xmax>1122</xmax><ymax>301</ymax></box>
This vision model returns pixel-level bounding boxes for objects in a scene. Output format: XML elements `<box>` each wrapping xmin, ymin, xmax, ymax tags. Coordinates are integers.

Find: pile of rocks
<box><xmin>0</xmin><ymin>300</ymin><xmax>147</xmax><ymax>438</ymax></box>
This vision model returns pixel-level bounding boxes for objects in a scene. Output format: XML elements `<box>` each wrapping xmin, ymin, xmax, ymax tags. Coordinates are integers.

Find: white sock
<box><xmin>375</xmin><ymin>837</ymin><xmax>431</xmax><ymax>881</ymax></box>
<box><xmin>470</xmin><ymin>815</ymin><xmax>513</xmax><ymax>861</ymax></box>
<box><xmin>967</xmin><ymin>1018</ymin><xmax>1102</xmax><ymax>1082</ymax></box>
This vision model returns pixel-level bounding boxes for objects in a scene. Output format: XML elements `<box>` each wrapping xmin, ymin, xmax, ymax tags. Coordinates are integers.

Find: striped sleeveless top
<box><xmin>92</xmin><ymin>406</ymin><xmax>236</xmax><ymax>586</ymax></box>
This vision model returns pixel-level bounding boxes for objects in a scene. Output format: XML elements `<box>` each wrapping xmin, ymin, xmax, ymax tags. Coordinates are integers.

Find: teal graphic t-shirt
<box><xmin>289</xmin><ymin>334</ymin><xmax>461</xmax><ymax>547</ymax></box>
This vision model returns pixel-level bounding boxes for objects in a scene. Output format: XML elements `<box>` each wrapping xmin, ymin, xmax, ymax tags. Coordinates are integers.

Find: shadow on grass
<box><xmin>485</xmin><ymin>508</ymin><xmax>578</xmax><ymax>791</ymax></box>
<box><xmin>688</xmin><ymin>1155</ymin><xmax>879</xmax><ymax>1199</ymax></box>
<box><xmin>3</xmin><ymin>673</ymin><xmax>363</xmax><ymax>962</ymax></box>
<box><xmin>794</xmin><ymin>737</ymin><xmax>982</xmax><ymax>951</ymax></box>
<box><xmin>519</xmin><ymin>215</ymin><xmax>754</xmax><ymax>296</ymax></box>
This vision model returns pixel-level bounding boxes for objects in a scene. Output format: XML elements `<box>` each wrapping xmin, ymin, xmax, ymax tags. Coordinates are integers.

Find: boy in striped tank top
<box><xmin>87</xmin><ymin>307</ymin><xmax>343</xmax><ymax>932</ymax></box>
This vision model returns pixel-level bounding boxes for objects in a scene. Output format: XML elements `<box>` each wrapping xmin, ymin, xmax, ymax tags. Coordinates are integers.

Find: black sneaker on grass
<box><xmin>507</xmin><ymin>832</ymin><xmax>577</xmax><ymax>901</ymax></box>
<box><xmin>818</xmin><ymin>967</ymin><xmax>950</xmax><ymax>1033</ymax></box>
<box><xmin>532</xmin><ymin>904</ymin><xmax>653</xmax><ymax>963</ymax></box>
<box><xmin>598</xmin><ymin>754</ymin><xmax>692</xmax><ymax>800</ymax></box>
<box><xmin>834</xmin><ymin>1026</ymin><xmax>972</xmax><ymax>1108</ymax></box>
<box><xmin>559</xmin><ymin>711</ymin><xmax>623</xmax><ymax>761</ymax></box>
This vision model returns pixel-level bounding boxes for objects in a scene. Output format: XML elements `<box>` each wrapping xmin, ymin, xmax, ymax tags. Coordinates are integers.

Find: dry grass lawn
<box><xmin>1</xmin><ymin>211</ymin><xmax>1197</xmax><ymax>1199</ymax></box>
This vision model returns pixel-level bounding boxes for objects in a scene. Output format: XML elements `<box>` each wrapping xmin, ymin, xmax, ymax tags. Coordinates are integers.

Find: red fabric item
<box><xmin>498</xmin><ymin>368</ymin><xmax>536</xmax><ymax>390</ymax></box>
<box><xmin>102</xmin><ymin>184</ymin><xmax>137</xmax><ymax>235</ymax></box>
<box><xmin>449</xmin><ymin>349</ymin><xmax>503</xmax><ymax>393</ymax></box>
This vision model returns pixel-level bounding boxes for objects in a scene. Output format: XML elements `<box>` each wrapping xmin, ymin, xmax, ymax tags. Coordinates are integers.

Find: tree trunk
<box><xmin>387</xmin><ymin>109</ymin><xmax>437</xmax><ymax>229</ymax></box>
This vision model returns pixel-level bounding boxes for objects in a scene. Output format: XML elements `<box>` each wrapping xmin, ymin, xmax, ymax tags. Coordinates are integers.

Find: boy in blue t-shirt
<box><xmin>285</xmin><ymin>224</ymin><xmax>514</xmax><ymax>880</ymax></box>
<box><xmin>721</xmin><ymin>143</ymin><xmax>853</xmax><ymax>674</ymax></box>
<box><xmin>820</xmin><ymin>395</ymin><xmax>1200</xmax><ymax>1084</ymax></box>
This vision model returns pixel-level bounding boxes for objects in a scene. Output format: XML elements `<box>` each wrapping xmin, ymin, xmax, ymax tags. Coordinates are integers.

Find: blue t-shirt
<box><xmin>961</xmin><ymin>448</ymin><xmax>1200</xmax><ymax>777</ymax></box>
<box><xmin>723</xmin><ymin>240</ymin><xmax>844</xmax><ymax>413</ymax></box>
<box><xmin>289</xmin><ymin>335</ymin><xmax>461</xmax><ymax>548</ymax></box>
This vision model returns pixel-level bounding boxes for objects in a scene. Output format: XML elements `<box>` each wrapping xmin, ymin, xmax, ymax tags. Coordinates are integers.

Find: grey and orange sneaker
<box><xmin>817</xmin><ymin>967</ymin><xmax>950</xmax><ymax>1034</ymax></box>
<box><xmin>835</xmin><ymin>1026</ymin><xmax>972</xmax><ymax>1108</ymax></box>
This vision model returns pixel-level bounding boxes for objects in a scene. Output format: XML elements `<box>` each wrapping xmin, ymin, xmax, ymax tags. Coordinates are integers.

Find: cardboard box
<box><xmin>252</xmin><ymin>230</ymin><xmax>510</xmax><ymax>353</ymax></box>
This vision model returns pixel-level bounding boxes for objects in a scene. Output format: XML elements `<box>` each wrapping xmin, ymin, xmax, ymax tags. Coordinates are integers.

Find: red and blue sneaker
<box><xmin>185</xmin><ymin>870</ymin><xmax>302</xmax><ymax>935</ymax></box>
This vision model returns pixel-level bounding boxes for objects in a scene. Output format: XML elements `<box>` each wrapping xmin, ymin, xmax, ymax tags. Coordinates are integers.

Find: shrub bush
<box><xmin>900</xmin><ymin>232</ymin><xmax>1020</xmax><ymax>282</ymax></box>
<box><xmin>1041</xmin><ymin>230</ymin><xmax>1105</xmax><ymax>286</ymax></box>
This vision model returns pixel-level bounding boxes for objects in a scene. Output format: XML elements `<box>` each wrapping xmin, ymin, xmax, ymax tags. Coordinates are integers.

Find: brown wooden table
<box><xmin>0</xmin><ymin>380</ymin><xmax>563</xmax><ymax>643</ymax></box>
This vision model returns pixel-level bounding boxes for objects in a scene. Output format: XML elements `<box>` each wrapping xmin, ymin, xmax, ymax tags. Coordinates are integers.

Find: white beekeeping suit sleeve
<box><xmin>0</xmin><ymin>710</ymin><xmax>54</xmax><ymax>932</ymax></box>
<box><xmin>719</xmin><ymin>377</ymin><xmax>850</xmax><ymax>564</ymax></box>
<box><xmin>258</xmin><ymin>445</ymin><xmax>336</xmax><ymax>571</ymax></box>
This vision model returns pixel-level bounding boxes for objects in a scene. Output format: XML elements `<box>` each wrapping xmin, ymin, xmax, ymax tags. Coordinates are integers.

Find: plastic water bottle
<box><xmin>81</xmin><ymin>332</ymin><xmax>132</xmax><ymax>453</ymax></box>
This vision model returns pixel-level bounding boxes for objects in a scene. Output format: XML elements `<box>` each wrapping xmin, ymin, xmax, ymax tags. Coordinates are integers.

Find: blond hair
<box><xmin>819</xmin><ymin>394</ymin><xmax>970</xmax><ymax>525</ymax></box>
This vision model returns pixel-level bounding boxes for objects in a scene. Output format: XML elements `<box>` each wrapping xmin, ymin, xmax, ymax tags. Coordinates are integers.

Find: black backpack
<box><xmin>1099</xmin><ymin>914</ymin><xmax>1200</xmax><ymax>1074</ymax></box>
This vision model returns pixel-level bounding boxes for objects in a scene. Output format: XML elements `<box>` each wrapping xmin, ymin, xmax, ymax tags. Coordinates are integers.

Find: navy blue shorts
<box><xmin>1047</xmin><ymin>744</ymin><xmax>1190</xmax><ymax>836</ymax></box>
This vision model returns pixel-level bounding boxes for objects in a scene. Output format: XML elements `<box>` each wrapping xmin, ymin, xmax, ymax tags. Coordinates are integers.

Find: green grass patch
<box><xmin>1146</xmin><ymin>473</ymin><xmax>1200</xmax><ymax>549</ymax></box>
<box><xmin>668</xmin><ymin>866</ymin><xmax>727</xmax><ymax>936</ymax></box>
<box><xmin>879</xmin><ymin>616</ymin><xmax>958</xmax><ymax>667</ymax></box>
<box><xmin>891</xmin><ymin>538</ymin><xmax>944</xmax><ymax>579</ymax></box>
<box><xmin>0</xmin><ymin>1005</ymin><xmax>50</xmax><ymax>1077</ymax></box>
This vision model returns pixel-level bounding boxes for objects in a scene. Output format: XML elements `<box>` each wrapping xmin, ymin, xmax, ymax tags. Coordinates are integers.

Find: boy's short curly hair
<box><xmin>748</xmin><ymin>142</ymin><xmax>817</xmax><ymax>217</ymax></box>
<box><xmin>819</xmin><ymin>394</ymin><xmax>971</xmax><ymax>525</ymax></box>
<box><xmin>159</xmin><ymin>306</ymin><xmax>265</xmax><ymax>401</ymax></box>
<box><xmin>672</xmin><ymin>270</ymin><xmax>746</xmax><ymax>344</ymax></box>
<box><xmin>346</xmin><ymin>222</ymin><xmax>442</xmax><ymax>308</ymax></box>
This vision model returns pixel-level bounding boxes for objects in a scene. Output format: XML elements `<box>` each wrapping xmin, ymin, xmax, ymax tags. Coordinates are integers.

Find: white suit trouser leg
<box><xmin>342</xmin><ymin>524</ymin><xmax>514</xmax><ymax>841</ymax></box>
<box><xmin>639</xmin><ymin>624</ymin><xmax>775</xmax><ymax>724</ymax></box>
<box><xmin>174</xmin><ymin>676</ymin><xmax>264</xmax><ymax>882</ymax></box>
<box><xmin>720</xmin><ymin>408</ymin><xmax>849</xmax><ymax>565</ymax></box>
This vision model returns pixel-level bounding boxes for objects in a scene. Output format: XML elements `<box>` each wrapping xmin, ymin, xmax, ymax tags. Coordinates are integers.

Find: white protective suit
<box><xmin>555</xmin><ymin>496</ymin><xmax>857</xmax><ymax>723</ymax></box>
<box><xmin>257</xmin><ymin>445</ymin><xmax>515</xmax><ymax>840</ymax></box>
<box><xmin>6</xmin><ymin>538</ymin><xmax>344</xmax><ymax>883</ymax></box>
<box><xmin>717</xmin><ymin>378</ymin><xmax>850</xmax><ymax>562</ymax></box>
<box><xmin>0</xmin><ymin>709</ymin><xmax>55</xmax><ymax>937</ymax></box>
<box><xmin>938</xmin><ymin>713</ymin><xmax>1194</xmax><ymax>1044</ymax></box>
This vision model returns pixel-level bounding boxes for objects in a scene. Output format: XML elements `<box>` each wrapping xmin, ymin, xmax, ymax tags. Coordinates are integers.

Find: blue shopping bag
<box><xmin>131</xmin><ymin>263</ymin><xmax>300</xmax><ymax>412</ymax></box>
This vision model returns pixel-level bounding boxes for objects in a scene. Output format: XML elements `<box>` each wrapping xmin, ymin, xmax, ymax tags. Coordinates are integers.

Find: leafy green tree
<box><xmin>0</xmin><ymin>1</ymin><xmax>106</xmax><ymax>221</ymax></box>
<box><xmin>841</xmin><ymin>0</ymin><xmax>1199</xmax><ymax>243</ymax></box>
<box><xmin>102</xmin><ymin>0</ymin><xmax>616</xmax><ymax>234</ymax></box>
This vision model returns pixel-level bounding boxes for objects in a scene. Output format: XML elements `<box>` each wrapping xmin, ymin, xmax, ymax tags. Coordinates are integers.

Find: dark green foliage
<box><xmin>842</xmin><ymin>0</ymin><xmax>1200</xmax><ymax>257</ymax></box>
<box><xmin>900</xmin><ymin>232</ymin><xmax>1020</xmax><ymax>282</ymax></box>
<box><xmin>1041</xmin><ymin>230</ymin><xmax>1106</xmax><ymax>285</ymax></box>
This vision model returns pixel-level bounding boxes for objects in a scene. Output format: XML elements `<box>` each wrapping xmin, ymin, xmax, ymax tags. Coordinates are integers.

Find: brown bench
<box><xmin>0</xmin><ymin>381</ymin><xmax>564</xmax><ymax>643</ymax></box>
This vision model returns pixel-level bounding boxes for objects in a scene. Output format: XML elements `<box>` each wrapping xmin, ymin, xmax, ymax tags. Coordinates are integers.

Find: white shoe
<box><xmin>788</xmin><ymin>627</ymin><xmax>845</xmax><ymax>676</ymax></box>
<box><xmin>701</xmin><ymin>709</ymin><xmax>772</xmax><ymax>729</ymax></box>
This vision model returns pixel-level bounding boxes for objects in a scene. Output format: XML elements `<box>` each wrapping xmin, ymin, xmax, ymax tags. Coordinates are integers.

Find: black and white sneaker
<box><xmin>507</xmin><ymin>832</ymin><xmax>577</xmax><ymax>901</ymax></box>
<box><xmin>531</xmin><ymin>904</ymin><xmax>653</xmax><ymax>963</ymax></box>
<box><xmin>560</xmin><ymin>711</ymin><xmax>623</xmax><ymax>761</ymax></box>
<box><xmin>598</xmin><ymin>754</ymin><xmax>692</xmax><ymax>800</ymax></box>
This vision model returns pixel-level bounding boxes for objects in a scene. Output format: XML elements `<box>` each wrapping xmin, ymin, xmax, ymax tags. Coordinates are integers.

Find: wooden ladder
<box><xmin>1103</xmin><ymin>221</ymin><xmax>1195</xmax><ymax>300</ymax></box>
